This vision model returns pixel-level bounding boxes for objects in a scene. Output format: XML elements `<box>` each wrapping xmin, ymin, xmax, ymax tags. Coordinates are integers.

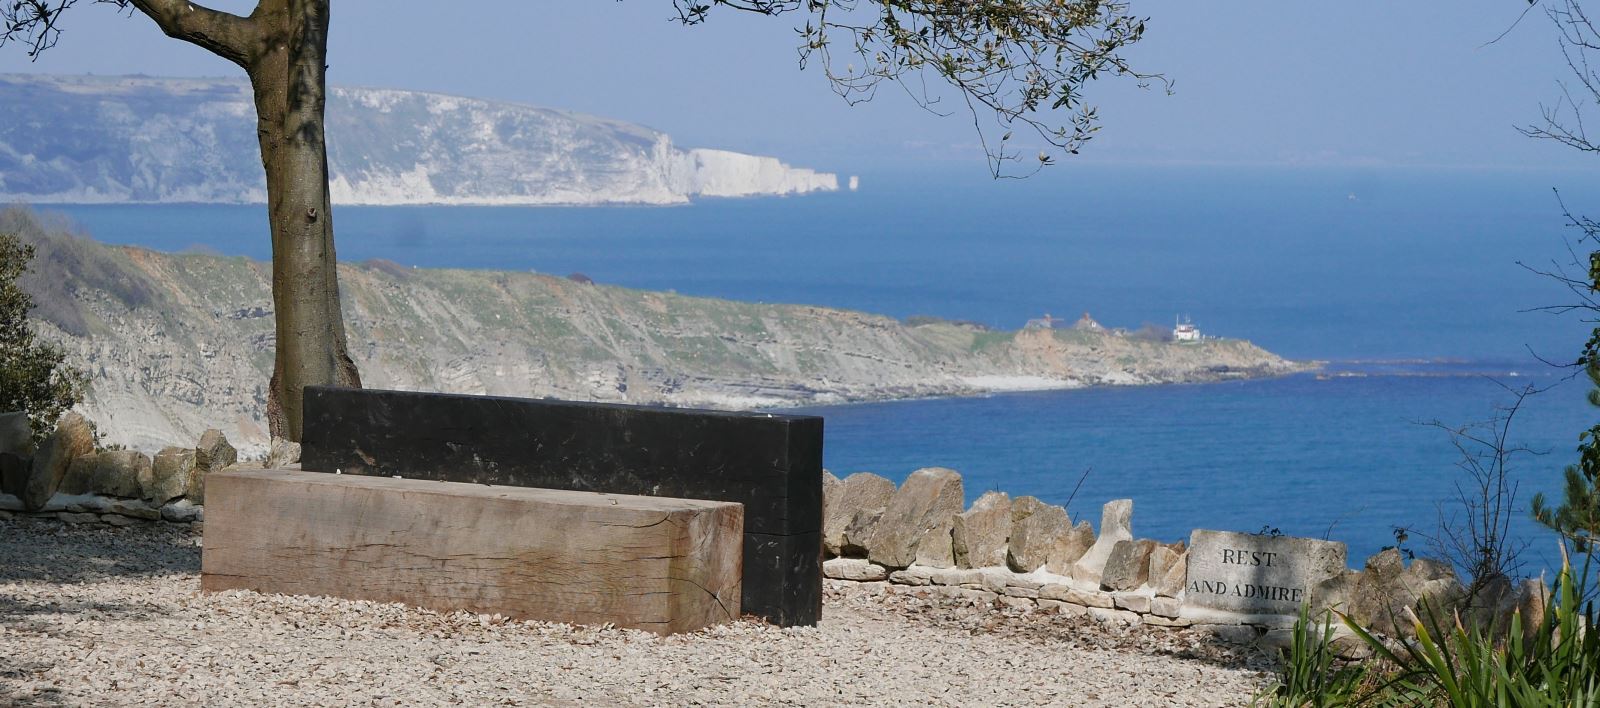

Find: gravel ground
<box><xmin>0</xmin><ymin>516</ymin><xmax>1277</xmax><ymax>706</ymax></box>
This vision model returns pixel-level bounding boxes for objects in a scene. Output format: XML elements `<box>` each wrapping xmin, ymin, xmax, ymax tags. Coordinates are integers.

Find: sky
<box><xmin>0</xmin><ymin>1</ymin><xmax>1593</xmax><ymax>176</ymax></box>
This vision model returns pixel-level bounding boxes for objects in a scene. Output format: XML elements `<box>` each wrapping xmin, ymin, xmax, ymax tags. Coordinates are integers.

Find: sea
<box><xmin>43</xmin><ymin>164</ymin><xmax>1600</xmax><ymax>575</ymax></box>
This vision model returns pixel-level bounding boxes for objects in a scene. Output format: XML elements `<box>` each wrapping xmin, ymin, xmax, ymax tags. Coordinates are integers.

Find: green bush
<box><xmin>1260</xmin><ymin>555</ymin><xmax>1600</xmax><ymax>707</ymax></box>
<box><xmin>0</xmin><ymin>228</ymin><xmax>86</xmax><ymax>442</ymax></box>
<box><xmin>1254</xmin><ymin>605</ymin><xmax>1380</xmax><ymax>707</ymax></box>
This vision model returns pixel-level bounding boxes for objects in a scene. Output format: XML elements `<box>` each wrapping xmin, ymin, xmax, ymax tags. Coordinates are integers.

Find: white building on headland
<box><xmin>1173</xmin><ymin>315</ymin><xmax>1201</xmax><ymax>342</ymax></box>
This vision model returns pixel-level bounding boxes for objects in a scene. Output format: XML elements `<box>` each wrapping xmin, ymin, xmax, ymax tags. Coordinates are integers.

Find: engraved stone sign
<box><xmin>1185</xmin><ymin>530</ymin><xmax>1347</xmax><ymax>616</ymax></box>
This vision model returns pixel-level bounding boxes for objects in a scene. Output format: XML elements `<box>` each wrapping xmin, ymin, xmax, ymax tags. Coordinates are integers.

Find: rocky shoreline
<box><xmin>6</xmin><ymin>207</ymin><xmax>1311</xmax><ymax>455</ymax></box>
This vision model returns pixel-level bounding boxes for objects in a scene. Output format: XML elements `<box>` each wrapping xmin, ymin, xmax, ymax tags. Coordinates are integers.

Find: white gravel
<box><xmin>1</xmin><ymin>516</ymin><xmax>1276</xmax><ymax>706</ymax></box>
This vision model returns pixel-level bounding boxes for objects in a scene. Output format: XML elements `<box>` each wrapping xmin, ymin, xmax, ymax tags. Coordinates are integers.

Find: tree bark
<box><xmin>130</xmin><ymin>0</ymin><xmax>362</xmax><ymax>442</ymax></box>
<box><xmin>247</xmin><ymin>0</ymin><xmax>361</xmax><ymax>441</ymax></box>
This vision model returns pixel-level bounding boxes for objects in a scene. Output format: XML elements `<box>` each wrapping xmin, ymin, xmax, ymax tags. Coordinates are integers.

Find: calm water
<box><xmin>45</xmin><ymin>164</ymin><xmax>1600</xmax><ymax>571</ymax></box>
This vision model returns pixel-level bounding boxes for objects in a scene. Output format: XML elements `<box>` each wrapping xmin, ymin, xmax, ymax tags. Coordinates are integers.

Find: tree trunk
<box><xmin>247</xmin><ymin>0</ymin><xmax>360</xmax><ymax>442</ymax></box>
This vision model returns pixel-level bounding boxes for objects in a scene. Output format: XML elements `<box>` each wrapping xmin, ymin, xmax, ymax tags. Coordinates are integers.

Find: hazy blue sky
<box><xmin>0</xmin><ymin>1</ymin><xmax>1591</xmax><ymax>175</ymax></box>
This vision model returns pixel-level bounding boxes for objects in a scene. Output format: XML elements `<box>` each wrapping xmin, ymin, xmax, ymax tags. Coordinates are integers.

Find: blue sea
<box><xmin>46</xmin><ymin>164</ymin><xmax>1600</xmax><ymax>574</ymax></box>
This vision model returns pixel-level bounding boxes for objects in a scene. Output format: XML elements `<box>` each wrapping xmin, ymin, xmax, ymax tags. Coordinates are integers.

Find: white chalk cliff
<box><xmin>0</xmin><ymin>74</ymin><xmax>837</xmax><ymax>205</ymax></box>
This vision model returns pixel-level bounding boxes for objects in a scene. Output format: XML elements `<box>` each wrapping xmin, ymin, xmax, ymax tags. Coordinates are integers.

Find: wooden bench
<box><xmin>298</xmin><ymin>386</ymin><xmax>824</xmax><ymax>626</ymax></box>
<box><xmin>201</xmin><ymin>468</ymin><xmax>744</xmax><ymax>635</ymax></box>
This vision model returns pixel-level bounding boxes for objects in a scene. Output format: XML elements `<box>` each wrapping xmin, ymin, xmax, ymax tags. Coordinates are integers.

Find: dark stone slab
<box><xmin>745</xmin><ymin>531</ymin><xmax>823</xmax><ymax>626</ymax></box>
<box><xmin>298</xmin><ymin>386</ymin><xmax>824</xmax><ymax>626</ymax></box>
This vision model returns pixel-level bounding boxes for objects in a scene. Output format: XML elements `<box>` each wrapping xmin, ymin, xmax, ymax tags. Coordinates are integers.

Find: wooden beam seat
<box><xmin>201</xmin><ymin>468</ymin><xmax>743</xmax><ymax>635</ymax></box>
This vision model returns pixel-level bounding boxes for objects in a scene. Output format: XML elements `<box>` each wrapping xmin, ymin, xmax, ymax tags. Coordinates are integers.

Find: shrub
<box><xmin>1260</xmin><ymin>554</ymin><xmax>1600</xmax><ymax>707</ymax></box>
<box><xmin>0</xmin><ymin>228</ymin><xmax>86</xmax><ymax>442</ymax></box>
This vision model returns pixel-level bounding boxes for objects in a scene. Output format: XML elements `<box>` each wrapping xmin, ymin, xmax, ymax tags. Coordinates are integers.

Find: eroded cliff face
<box><xmin>0</xmin><ymin>74</ymin><xmax>838</xmax><ymax>205</ymax></box>
<box><xmin>14</xmin><ymin>221</ymin><xmax>1307</xmax><ymax>455</ymax></box>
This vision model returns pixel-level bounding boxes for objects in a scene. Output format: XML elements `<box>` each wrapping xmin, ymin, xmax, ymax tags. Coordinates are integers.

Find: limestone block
<box><xmin>21</xmin><ymin>412</ymin><xmax>94</xmax><ymax>511</ymax></box>
<box><xmin>57</xmin><ymin>511</ymin><xmax>99</xmax><ymax>524</ymax></box>
<box><xmin>1147</xmin><ymin>544</ymin><xmax>1182</xmax><ymax>586</ymax></box>
<box><xmin>1405</xmin><ymin>558</ymin><xmax>1456</xmax><ymax>586</ymax></box>
<box><xmin>1412</xmin><ymin>576</ymin><xmax>1466</xmax><ymax>627</ymax></box>
<box><xmin>1465</xmin><ymin>575</ymin><xmax>1519</xmax><ymax>637</ymax></box>
<box><xmin>65</xmin><ymin>496</ymin><xmax>112</xmax><ymax>513</ymax></box>
<box><xmin>825</xmin><ymin>472</ymin><xmax>895</xmax><ymax>556</ymax></box>
<box><xmin>189</xmin><ymin>429</ymin><xmax>237</xmax><ymax>504</ymax></box>
<box><xmin>1348</xmin><ymin>549</ymin><xmax>1415</xmax><ymax>636</ymax></box>
<box><xmin>1087</xmin><ymin>607</ymin><xmax>1141</xmax><ymax>625</ymax></box>
<box><xmin>203</xmin><ymin>468</ymin><xmax>744</xmax><ymax>635</ymax></box>
<box><xmin>1151</xmin><ymin>596</ymin><xmax>1182</xmax><ymax>618</ymax></box>
<box><xmin>1002</xmin><ymin>585</ymin><xmax>1040</xmax><ymax>599</ymax></box>
<box><xmin>822</xmin><ymin>557</ymin><xmax>890</xmax><ymax>582</ymax></box>
<box><xmin>1069</xmin><ymin>499</ymin><xmax>1133</xmax><ymax>585</ymax></box>
<box><xmin>1101</xmin><ymin>539</ymin><xmax>1158</xmax><ymax>591</ymax></box>
<box><xmin>865</xmin><ymin>467</ymin><xmax>963</xmax><ymax>569</ymax></box>
<box><xmin>1516</xmin><ymin>578</ymin><xmax>1546</xmax><ymax>646</ymax></box>
<box><xmin>58</xmin><ymin>452</ymin><xmax>100</xmax><ymax>496</ymax></box>
<box><xmin>1112</xmin><ymin>591</ymin><xmax>1152</xmax><ymax>614</ymax></box>
<box><xmin>888</xmin><ymin>567</ymin><xmax>934</xmax><ymax>586</ymax></box>
<box><xmin>1006</xmin><ymin>496</ymin><xmax>1070</xmax><ymax>573</ymax></box>
<box><xmin>914</xmin><ymin>512</ymin><xmax>958</xmax><ymax>569</ymax></box>
<box><xmin>148</xmin><ymin>445</ymin><xmax>198</xmax><ymax>506</ymax></box>
<box><xmin>1039</xmin><ymin>599</ymin><xmax>1089</xmax><ymax>618</ymax></box>
<box><xmin>1311</xmin><ymin>569</ymin><xmax>1361</xmax><ymax>613</ymax></box>
<box><xmin>147</xmin><ymin>447</ymin><xmax>197</xmax><ymax>506</ymax></box>
<box><xmin>0</xmin><ymin>452</ymin><xmax>29</xmax><ymax>498</ymax></box>
<box><xmin>952</xmin><ymin>491</ymin><xmax>1011</xmax><ymax>569</ymax></box>
<box><xmin>1186</xmin><ymin>529</ymin><xmax>1347</xmax><ymax>617</ymax></box>
<box><xmin>1039</xmin><ymin>583</ymin><xmax>1114</xmax><ymax>609</ymax></box>
<box><xmin>1045</xmin><ymin>520</ymin><xmax>1095</xmax><ymax>573</ymax></box>
<box><xmin>821</xmin><ymin>470</ymin><xmax>840</xmax><ymax>555</ymax></box>
<box><xmin>928</xmin><ymin>567</ymin><xmax>981</xmax><ymax>587</ymax></box>
<box><xmin>160</xmin><ymin>499</ymin><xmax>202</xmax><ymax>523</ymax></box>
<box><xmin>265</xmin><ymin>437</ymin><xmax>302</xmax><ymax>469</ymax></box>
<box><xmin>1000</xmin><ymin>574</ymin><xmax>1043</xmax><ymax>593</ymax></box>
<box><xmin>841</xmin><ymin>507</ymin><xmax>885</xmax><ymax>557</ymax></box>
<box><xmin>997</xmin><ymin>595</ymin><xmax>1034</xmax><ymax>611</ymax></box>
<box><xmin>1155</xmin><ymin>552</ymin><xmax>1187</xmax><ymax>598</ymax></box>
<box><xmin>109</xmin><ymin>499</ymin><xmax>161</xmax><ymax>521</ymax></box>
<box><xmin>0</xmin><ymin>411</ymin><xmax>33</xmax><ymax>457</ymax></box>
<box><xmin>93</xmin><ymin>450</ymin><xmax>153</xmax><ymax>498</ymax></box>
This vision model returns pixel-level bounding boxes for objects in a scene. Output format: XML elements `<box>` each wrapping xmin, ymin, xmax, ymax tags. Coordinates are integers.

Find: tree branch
<box><xmin>2</xmin><ymin>0</ymin><xmax>259</xmax><ymax>66</ymax></box>
<box><xmin>124</xmin><ymin>0</ymin><xmax>259</xmax><ymax>68</ymax></box>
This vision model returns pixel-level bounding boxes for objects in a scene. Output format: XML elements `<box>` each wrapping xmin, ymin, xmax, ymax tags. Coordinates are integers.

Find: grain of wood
<box><xmin>200</xmin><ymin>468</ymin><xmax>743</xmax><ymax>634</ymax></box>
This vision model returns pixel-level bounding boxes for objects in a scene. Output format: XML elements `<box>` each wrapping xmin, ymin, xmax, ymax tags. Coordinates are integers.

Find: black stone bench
<box><xmin>298</xmin><ymin>386</ymin><xmax>824</xmax><ymax>626</ymax></box>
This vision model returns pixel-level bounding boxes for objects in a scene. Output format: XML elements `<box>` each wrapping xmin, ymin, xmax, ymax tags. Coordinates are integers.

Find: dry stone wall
<box><xmin>0</xmin><ymin>411</ymin><xmax>296</xmax><ymax>527</ymax></box>
<box><xmin>0</xmin><ymin>411</ymin><xmax>1548</xmax><ymax>655</ymax></box>
<box><xmin>823</xmin><ymin>466</ymin><xmax>1545</xmax><ymax>654</ymax></box>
